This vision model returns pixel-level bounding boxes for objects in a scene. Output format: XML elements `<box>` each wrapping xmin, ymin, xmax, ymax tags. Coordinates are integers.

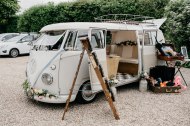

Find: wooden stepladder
<box><xmin>62</xmin><ymin>37</ymin><xmax>120</xmax><ymax>120</ymax></box>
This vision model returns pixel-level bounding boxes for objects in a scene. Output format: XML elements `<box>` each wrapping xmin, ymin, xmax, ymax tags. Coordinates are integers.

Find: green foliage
<box><xmin>0</xmin><ymin>0</ymin><xmax>19</xmax><ymax>33</ymax></box>
<box><xmin>165</xmin><ymin>0</ymin><xmax>190</xmax><ymax>52</ymax></box>
<box><xmin>18</xmin><ymin>3</ymin><xmax>56</xmax><ymax>32</ymax></box>
<box><xmin>22</xmin><ymin>80</ymin><xmax>29</xmax><ymax>91</ymax></box>
<box><xmin>18</xmin><ymin>0</ymin><xmax>169</xmax><ymax>32</ymax></box>
<box><xmin>6</xmin><ymin>16</ymin><xmax>19</xmax><ymax>33</ymax></box>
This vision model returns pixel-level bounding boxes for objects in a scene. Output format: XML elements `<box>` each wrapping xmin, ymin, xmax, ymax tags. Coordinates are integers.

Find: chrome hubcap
<box><xmin>11</xmin><ymin>50</ymin><xmax>18</xmax><ymax>57</ymax></box>
<box><xmin>81</xmin><ymin>83</ymin><xmax>96</xmax><ymax>101</ymax></box>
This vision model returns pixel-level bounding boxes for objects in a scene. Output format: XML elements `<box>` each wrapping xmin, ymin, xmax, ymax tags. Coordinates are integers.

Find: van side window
<box><xmin>91</xmin><ymin>31</ymin><xmax>103</xmax><ymax>49</ymax></box>
<box><xmin>139</xmin><ymin>31</ymin><xmax>153</xmax><ymax>45</ymax></box>
<box><xmin>51</xmin><ymin>34</ymin><xmax>65</xmax><ymax>50</ymax></box>
<box><xmin>71</xmin><ymin>30</ymin><xmax>104</xmax><ymax>51</ymax></box>
<box><xmin>64</xmin><ymin>31</ymin><xmax>77</xmax><ymax>50</ymax></box>
<box><xmin>75</xmin><ymin>37</ymin><xmax>83</xmax><ymax>51</ymax></box>
<box><xmin>74</xmin><ymin>30</ymin><xmax>87</xmax><ymax>51</ymax></box>
<box><xmin>144</xmin><ymin>32</ymin><xmax>153</xmax><ymax>45</ymax></box>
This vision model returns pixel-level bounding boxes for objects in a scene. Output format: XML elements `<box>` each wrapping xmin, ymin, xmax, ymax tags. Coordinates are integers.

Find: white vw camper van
<box><xmin>24</xmin><ymin>15</ymin><xmax>166</xmax><ymax>103</ymax></box>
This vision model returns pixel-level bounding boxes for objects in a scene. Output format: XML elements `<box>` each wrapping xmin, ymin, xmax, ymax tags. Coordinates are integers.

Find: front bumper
<box><xmin>32</xmin><ymin>94</ymin><xmax>76</xmax><ymax>103</ymax></box>
<box><xmin>23</xmin><ymin>81</ymin><xmax>76</xmax><ymax>103</ymax></box>
<box><xmin>0</xmin><ymin>49</ymin><xmax>9</xmax><ymax>55</ymax></box>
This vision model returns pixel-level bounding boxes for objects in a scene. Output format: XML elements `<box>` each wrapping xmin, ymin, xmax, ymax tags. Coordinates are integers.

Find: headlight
<box><xmin>41</xmin><ymin>73</ymin><xmax>53</xmax><ymax>85</ymax></box>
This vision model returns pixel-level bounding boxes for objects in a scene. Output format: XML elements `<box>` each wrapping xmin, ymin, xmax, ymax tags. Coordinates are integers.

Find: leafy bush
<box><xmin>0</xmin><ymin>0</ymin><xmax>19</xmax><ymax>33</ymax></box>
<box><xmin>18</xmin><ymin>3</ymin><xmax>56</xmax><ymax>32</ymax></box>
<box><xmin>165</xmin><ymin>0</ymin><xmax>190</xmax><ymax>53</ymax></box>
<box><xmin>18</xmin><ymin>0</ymin><xmax>169</xmax><ymax>32</ymax></box>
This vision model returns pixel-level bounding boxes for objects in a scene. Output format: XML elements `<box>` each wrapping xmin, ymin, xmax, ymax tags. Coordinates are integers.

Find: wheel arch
<box><xmin>76</xmin><ymin>78</ymin><xmax>90</xmax><ymax>92</ymax></box>
<box><xmin>75</xmin><ymin>79</ymin><xmax>97</xmax><ymax>104</ymax></box>
<box><xmin>9</xmin><ymin>48</ymin><xmax>20</xmax><ymax>55</ymax></box>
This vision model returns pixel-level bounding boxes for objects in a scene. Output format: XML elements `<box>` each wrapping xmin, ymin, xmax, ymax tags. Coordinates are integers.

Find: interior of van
<box><xmin>106</xmin><ymin>30</ymin><xmax>139</xmax><ymax>82</ymax></box>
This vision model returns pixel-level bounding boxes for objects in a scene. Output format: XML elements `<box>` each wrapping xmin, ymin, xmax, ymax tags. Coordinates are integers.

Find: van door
<box><xmin>59</xmin><ymin>30</ymin><xmax>90</xmax><ymax>96</ymax></box>
<box><xmin>88</xmin><ymin>28</ymin><xmax>108</xmax><ymax>93</ymax></box>
<box><xmin>142</xmin><ymin>31</ymin><xmax>158</xmax><ymax>72</ymax></box>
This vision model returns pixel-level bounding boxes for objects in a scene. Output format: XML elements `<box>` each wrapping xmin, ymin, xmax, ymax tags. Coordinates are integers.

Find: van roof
<box><xmin>40</xmin><ymin>21</ymin><xmax>164</xmax><ymax>33</ymax></box>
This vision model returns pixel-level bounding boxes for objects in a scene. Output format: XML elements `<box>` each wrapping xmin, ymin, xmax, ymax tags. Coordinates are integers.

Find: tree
<box><xmin>0</xmin><ymin>0</ymin><xmax>19</xmax><ymax>33</ymax></box>
<box><xmin>18</xmin><ymin>2</ymin><xmax>57</xmax><ymax>32</ymax></box>
<box><xmin>165</xmin><ymin>0</ymin><xmax>190</xmax><ymax>52</ymax></box>
<box><xmin>18</xmin><ymin>0</ymin><xmax>169</xmax><ymax>32</ymax></box>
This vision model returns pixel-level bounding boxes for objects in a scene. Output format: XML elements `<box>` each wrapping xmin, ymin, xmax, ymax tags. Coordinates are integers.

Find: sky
<box><xmin>18</xmin><ymin>0</ymin><xmax>74</xmax><ymax>13</ymax></box>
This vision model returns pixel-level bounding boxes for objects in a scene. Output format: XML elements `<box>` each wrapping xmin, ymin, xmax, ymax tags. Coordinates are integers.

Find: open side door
<box><xmin>88</xmin><ymin>28</ymin><xmax>108</xmax><ymax>93</ymax></box>
<box><xmin>141</xmin><ymin>29</ymin><xmax>166</xmax><ymax>73</ymax></box>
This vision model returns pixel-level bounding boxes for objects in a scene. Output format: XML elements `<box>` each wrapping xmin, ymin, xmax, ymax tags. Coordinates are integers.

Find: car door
<box><xmin>18</xmin><ymin>35</ymin><xmax>34</xmax><ymax>54</ymax></box>
<box><xmin>88</xmin><ymin>28</ymin><xmax>108</xmax><ymax>93</ymax></box>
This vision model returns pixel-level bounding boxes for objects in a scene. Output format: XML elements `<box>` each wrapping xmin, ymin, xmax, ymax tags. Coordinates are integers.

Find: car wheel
<box><xmin>10</xmin><ymin>49</ymin><xmax>19</xmax><ymax>58</ymax></box>
<box><xmin>76</xmin><ymin>81</ymin><xmax>97</xmax><ymax>104</ymax></box>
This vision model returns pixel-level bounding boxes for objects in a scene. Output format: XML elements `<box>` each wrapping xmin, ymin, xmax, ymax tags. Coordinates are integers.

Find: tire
<box><xmin>76</xmin><ymin>81</ymin><xmax>97</xmax><ymax>104</ymax></box>
<box><xmin>10</xmin><ymin>49</ymin><xmax>19</xmax><ymax>58</ymax></box>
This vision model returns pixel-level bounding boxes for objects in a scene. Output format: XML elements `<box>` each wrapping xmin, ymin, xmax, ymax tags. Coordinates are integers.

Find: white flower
<box><xmin>38</xmin><ymin>89</ymin><xmax>43</xmax><ymax>94</ymax></box>
<box><xmin>46</xmin><ymin>94</ymin><xmax>49</xmax><ymax>97</ymax></box>
<box><xmin>33</xmin><ymin>89</ymin><xmax>38</xmax><ymax>94</ymax></box>
<box><xmin>114</xmin><ymin>79</ymin><xmax>119</xmax><ymax>84</ymax></box>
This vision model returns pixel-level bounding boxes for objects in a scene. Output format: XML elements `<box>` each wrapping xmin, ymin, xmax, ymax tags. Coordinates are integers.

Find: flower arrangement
<box><xmin>116</xmin><ymin>40</ymin><xmax>137</xmax><ymax>46</ymax></box>
<box><xmin>140</xmin><ymin>72</ymin><xmax>149</xmax><ymax>79</ymax></box>
<box><xmin>109</xmin><ymin>78</ymin><xmax>119</xmax><ymax>87</ymax></box>
<box><xmin>22</xmin><ymin>80</ymin><xmax>57</xmax><ymax>99</ymax></box>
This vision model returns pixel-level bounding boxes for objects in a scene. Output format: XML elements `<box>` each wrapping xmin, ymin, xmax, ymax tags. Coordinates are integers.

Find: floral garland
<box><xmin>108</xmin><ymin>75</ymin><xmax>119</xmax><ymax>87</ymax></box>
<box><xmin>116</xmin><ymin>40</ymin><xmax>137</xmax><ymax>46</ymax></box>
<box><xmin>22</xmin><ymin>80</ymin><xmax>57</xmax><ymax>99</ymax></box>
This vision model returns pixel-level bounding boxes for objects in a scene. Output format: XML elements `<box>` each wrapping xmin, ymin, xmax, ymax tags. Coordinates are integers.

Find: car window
<box><xmin>74</xmin><ymin>30</ymin><xmax>88</xmax><ymax>51</ymax></box>
<box><xmin>65</xmin><ymin>30</ymin><xmax>104</xmax><ymax>51</ymax></box>
<box><xmin>21</xmin><ymin>35</ymin><xmax>34</xmax><ymax>42</ymax></box>
<box><xmin>64</xmin><ymin>31</ymin><xmax>77</xmax><ymax>50</ymax></box>
<box><xmin>2</xmin><ymin>34</ymin><xmax>18</xmax><ymax>41</ymax></box>
<box><xmin>91</xmin><ymin>30</ymin><xmax>103</xmax><ymax>49</ymax></box>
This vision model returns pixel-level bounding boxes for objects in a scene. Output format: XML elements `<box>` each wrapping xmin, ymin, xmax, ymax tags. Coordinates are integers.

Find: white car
<box><xmin>0</xmin><ymin>33</ymin><xmax>19</xmax><ymax>42</ymax></box>
<box><xmin>0</xmin><ymin>34</ymin><xmax>38</xmax><ymax>58</ymax></box>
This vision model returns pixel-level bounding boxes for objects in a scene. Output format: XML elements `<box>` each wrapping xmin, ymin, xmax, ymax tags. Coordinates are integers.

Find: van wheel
<box><xmin>10</xmin><ymin>49</ymin><xmax>19</xmax><ymax>58</ymax></box>
<box><xmin>76</xmin><ymin>81</ymin><xmax>97</xmax><ymax>104</ymax></box>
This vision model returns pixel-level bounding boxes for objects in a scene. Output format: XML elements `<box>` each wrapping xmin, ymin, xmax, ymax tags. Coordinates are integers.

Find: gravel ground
<box><xmin>0</xmin><ymin>56</ymin><xmax>190</xmax><ymax>126</ymax></box>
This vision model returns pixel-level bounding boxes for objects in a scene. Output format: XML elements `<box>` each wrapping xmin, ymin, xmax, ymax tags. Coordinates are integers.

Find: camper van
<box><xmin>25</xmin><ymin>15</ymin><xmax>166</xmax><ymax>103</ymax></box>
